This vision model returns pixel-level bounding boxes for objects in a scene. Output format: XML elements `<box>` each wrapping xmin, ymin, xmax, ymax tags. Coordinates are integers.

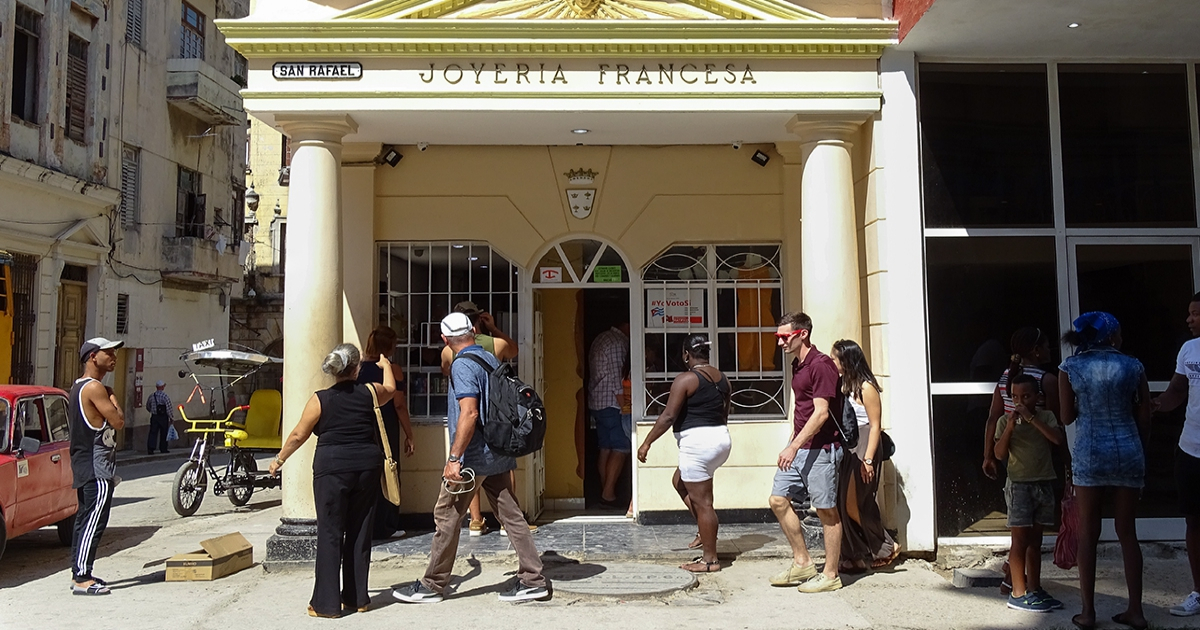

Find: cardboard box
<box><xmin>166</xmin><ymin>533</ymin><xmax>254</xmax><ymax>581</ymax></box>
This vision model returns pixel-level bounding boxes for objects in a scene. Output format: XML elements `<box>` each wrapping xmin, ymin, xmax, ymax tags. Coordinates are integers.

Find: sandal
<box><xmin>1071</xmin><ymin>614</ymin><xmax>1095</xmax><ymax>630</ymax></box>
<box><xmin>71</xmin><ymin>582</ymin><xmax>111</xmax><ymax>596</ymax></box>
<box><xmin>839</xmin><ymin>560</ymin><xmax>869</xmax><ymax>575</ymax></box>
<box><xmin>871</xmin><ymin>544</ymin><xmax>902</xmax><ymax>569</ymax></box>
<box><xmin>687</xmin><ymin>533</ymin><xmax>703</xmax><ymax>550</ymax></box>
<box><xmin>307</xmin><ymin>605</ymin><xmax>341</xmax><ymax>619</ymax></box>
<box><xmin>680</xmin><ymin>557</ymin><xmax>721</xmax><ymax>573</ymax></box>
<box><xmin>1111</xmin><ymin>613</ymin><xmax>1148</xmax><ymax>630</ymax></box>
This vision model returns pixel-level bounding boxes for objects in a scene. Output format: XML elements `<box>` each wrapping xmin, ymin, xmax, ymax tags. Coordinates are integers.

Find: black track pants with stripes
<box><xmin>72</xmin><ymin>478</ymin><xmax>114</xmax><ymax>582</ymax></box>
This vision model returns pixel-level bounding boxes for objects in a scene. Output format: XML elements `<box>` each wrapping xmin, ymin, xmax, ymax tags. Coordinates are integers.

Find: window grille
<box><xmin>116</xmin><ymin>294</ymin><xmax>129</xmax><ymax>335</ymax></box>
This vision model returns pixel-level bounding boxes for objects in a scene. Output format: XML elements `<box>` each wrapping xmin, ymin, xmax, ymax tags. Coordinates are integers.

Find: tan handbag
<box><xmin>369</xmin><ymin>384</ymin><xmax>402</xmax><ymax>506</ymax></box>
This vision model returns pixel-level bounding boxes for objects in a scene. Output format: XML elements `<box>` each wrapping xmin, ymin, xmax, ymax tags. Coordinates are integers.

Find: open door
<box><xmin>524</xmin><ymin>293</ymin><xmax>546</xmax><ymax>520</ymax></box>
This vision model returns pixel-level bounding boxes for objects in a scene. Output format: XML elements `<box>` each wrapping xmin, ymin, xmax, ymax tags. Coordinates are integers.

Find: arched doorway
<box><xmin>526</xmin><ymin>237</ymin><xmax>635</xmax><ymax>519</ymax></box>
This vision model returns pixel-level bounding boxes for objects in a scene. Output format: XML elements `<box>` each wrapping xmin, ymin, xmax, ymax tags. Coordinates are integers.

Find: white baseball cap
<box><xmin>79</xmin><ymin>337</ymin><xmax>124</xmax><ymax>362</ymax></box>
<box><xmin>440</xmin><ymin>312</ymin><xmax>474</xmax><ymax>337</ymax></box>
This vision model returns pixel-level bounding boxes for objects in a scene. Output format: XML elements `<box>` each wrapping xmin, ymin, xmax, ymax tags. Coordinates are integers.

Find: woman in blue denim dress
<box><xmin>1058</xmin><ymin>312</ymin><xmax>1152</xmax><ymax>630</ymax></box>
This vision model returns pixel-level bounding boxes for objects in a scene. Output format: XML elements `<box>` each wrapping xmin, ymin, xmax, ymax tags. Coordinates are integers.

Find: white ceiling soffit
<box><xmin>897</xmin><ymin>0</ymin><xmax>1200</xmax><ymax>60</ymax></box>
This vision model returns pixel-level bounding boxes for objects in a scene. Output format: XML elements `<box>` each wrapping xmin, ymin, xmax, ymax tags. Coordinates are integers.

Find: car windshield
<box><xmin>0</xmin><ymin>399</ymin><xmax>8</xmax><ymax>452</ymax></box>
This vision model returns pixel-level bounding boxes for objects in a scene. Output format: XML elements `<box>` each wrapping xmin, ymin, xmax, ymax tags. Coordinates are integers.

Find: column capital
<box><xmin>342</xmin><ymin>142</ymin><xmax>383</xmax><ymax>165</ymax></box>
<box><xmin>785</xmin><ymin>116</ymin><xmax>865</xmax><ymax>146</ymax></box>
<box><xmin>275</xmin><ymin>113</ymin><xmax>358</xmax><ymax>143</ymax></box>
<box><xmin>774</xmin><ymin>142</ymin><xmax>805</xmax><ymax>165</ymax></box>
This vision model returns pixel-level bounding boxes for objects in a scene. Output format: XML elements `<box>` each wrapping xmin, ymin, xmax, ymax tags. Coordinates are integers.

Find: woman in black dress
<box><xmin>358</xmin><ymin>326</ymin><xmax>414</xmax><ymax>537</ymax></box>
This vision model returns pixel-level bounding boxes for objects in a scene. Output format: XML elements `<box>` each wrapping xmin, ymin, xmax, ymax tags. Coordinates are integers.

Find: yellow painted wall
<box><xmin>539</xmin><ymin>288</ymin><xmax>585</xmax><ymax>499</ymax></box>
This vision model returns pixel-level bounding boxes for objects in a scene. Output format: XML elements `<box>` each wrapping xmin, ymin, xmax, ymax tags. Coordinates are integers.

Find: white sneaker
<box><xmin>1170</xmin><ymin>591</ymin><xmax>1200</xmax><ymax>617</ymax></box>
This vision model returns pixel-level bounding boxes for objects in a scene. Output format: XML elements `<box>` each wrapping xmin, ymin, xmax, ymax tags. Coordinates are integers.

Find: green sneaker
<box><xmin>1006</xmin><ymin>592</ymin><xmax>1052</xmax><ymax>613</ymax></box>
<box><xmin>769</xmin><ymin>563</ymin><xmax>817</xmax><ymax>586</ymax></box>
<box><xmin>1029</xmin><ymin>588</ymin><xmax>1063</xmax><ymax>609</ymax></box>
<box><xmin>797</xmin><ymin>574</ymin><xmax>842</xmax><ymax>593</ymax></box>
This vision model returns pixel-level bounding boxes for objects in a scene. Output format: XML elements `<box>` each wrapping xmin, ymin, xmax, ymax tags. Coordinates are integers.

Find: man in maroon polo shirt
<box><xmin>766</xmin><ymin>311</ymin><xmax>844</xmax><ymax>593</ymax></box>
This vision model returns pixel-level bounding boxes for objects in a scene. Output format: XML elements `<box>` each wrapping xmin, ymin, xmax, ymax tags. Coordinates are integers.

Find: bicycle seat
<box><xmin>227</xmin><ymin>389</ymin><xmax>282</xmax><ymax>450</ymax></box>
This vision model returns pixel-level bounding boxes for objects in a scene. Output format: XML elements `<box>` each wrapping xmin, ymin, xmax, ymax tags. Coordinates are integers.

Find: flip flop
<box><xmin>1071</xmin><ymin>614</ymin><xmax>1095</xmax><ymax>630</ymax></box>
<box><xmin>680</xmin><ymin>557</ymin><xmax>721</xmax><ymax>573</ymax></box>
<box><xmin>687</xmin><ymin>534</ymin><xmax>703</xmax><ymax>550</ymax></box>
<box><xmin>72</xmin><ymin>582</ymin><xmax>111</xmax><ymax>596</ymax></box>
<box><xmin>872</xmin><ymin>544</ymin><xmax>903</xmax><ymax>569</ymax></box>
<box><xmin>68</xmin><ymin>577</ymin><xmax>107</xmax><ymax>591</ymax></box>
<box><xmin>1111</xmin><ymin>613</ymin><xmax>1148</xmax><ymax>630</ymax></box>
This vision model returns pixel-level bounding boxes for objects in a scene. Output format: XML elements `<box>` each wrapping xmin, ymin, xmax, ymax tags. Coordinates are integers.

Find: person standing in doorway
<box><xmin>393</xmin><ymin>313</ymin><xmax>548</xmax><ymax>604</ymax></box>
<box><xmin>768</xmin><ymin>312</ymin><xmax>844</xmax><ymax>593</ymax></box>
<box><xmin>146</xmin><ymin>380</ymin><xmax>173</xmax><ymax>455</ymax></box>
<box><xmin>1152</xmin><ymin>292</ymin><xmax>1200</xmax><ymax>618</ymax></box>
<box><xmin>70</xmin><ymin>337</ymin><xmax>126</xmax><ymax>596</ymax></box>
<box><xmin>588</xmin><ymin>320</ymin><xmax>631</xmax><ymax>509</ymax></box>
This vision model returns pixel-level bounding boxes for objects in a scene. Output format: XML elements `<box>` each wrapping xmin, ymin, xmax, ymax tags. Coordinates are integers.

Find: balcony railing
<box><xmin>161</xmin><ymin>235</ymin><xmax>241</xmax><ymax>286</ymax></box>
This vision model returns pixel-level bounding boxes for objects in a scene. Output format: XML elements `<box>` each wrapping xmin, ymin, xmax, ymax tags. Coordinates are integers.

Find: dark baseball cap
<box><xmin>80</xmin><ymin>337</ymin><xmax>125</xmax><ymax>362</ymax></box>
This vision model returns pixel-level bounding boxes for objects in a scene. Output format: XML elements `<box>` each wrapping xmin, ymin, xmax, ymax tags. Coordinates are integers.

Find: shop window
<box><xmin>66</xmin><ymin>35</ymin><xmax>88</xmax><ymax>143</ymax></box>
<box><xmin>925</xmin><ymin>237</ymin><xmax>1059</xmax><ymax>384</ymax></box>
<box><xmin>377</xmin><ymin>242</ymin><xmax>520</xmax><ymax>420</ymax></box>
<box><xmin>126</xmin><ymin>0</ymin><xmax>144</xmax><ymax>48</ymax></box>
<box><xmin>919</xmin><ymin>64</ymin><xmax>1053</xmax><ymax>228</ymax></box>
<box><xmin>176</xmin><ymin>167</ymin><xmax>205</xmax><ymax>238</ymax></box>
<box><xmin>11</xmin><ymin>6</ymin><xmax>41</xmax><ymax>123</ymax></box>
<box><xmin>120</xmin><ymin>145</ymin><xmax>140</xmax><ymax>228</ymax></box>
<box><xmin>642</xmin><ymin>244</ymin><xmax>784</xmax><ymax>419</ymax></box>
<box><xmin>180</xmin><ymin>2</ymin><xmax>205</xmax><ymax>60</ymax></box>
<box><xmin>932</xmin><ymin>394</ymin><xmax>1003</xmax><ymax>537</ymax></box>
<box><xmin>1059</xmin><ymin>64</ymin><xmax>1195</xmax><ymax>227</ymax></box>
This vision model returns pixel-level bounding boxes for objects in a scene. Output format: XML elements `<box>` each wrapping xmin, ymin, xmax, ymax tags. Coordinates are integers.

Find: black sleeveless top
<box><xmin>312</xmin><ymin>382</ymin><xmax>383</xmax><ymax>477</ymax></box>
<box><xmin>673</xmin><ymin>367</ymin><xmax>731</xmax><ymax>433</ymax></box>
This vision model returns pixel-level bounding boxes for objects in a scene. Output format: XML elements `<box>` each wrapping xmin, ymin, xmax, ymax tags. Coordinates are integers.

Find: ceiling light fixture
<box><xmin>571</xmin><ymin>129</ymin><xmax>590</xmax><ymax>134</ymax></box>
<box><xmin>1067</xmin><ymin>22</ymin><xmax>1080</xmax><ymax>28</ymax></box>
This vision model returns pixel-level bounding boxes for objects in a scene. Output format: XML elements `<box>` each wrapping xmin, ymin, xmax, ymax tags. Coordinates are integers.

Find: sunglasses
<box><xmin>774</xmin><ymin>331</ymin><xmax>802</xmax><ymax>341</ymax></box>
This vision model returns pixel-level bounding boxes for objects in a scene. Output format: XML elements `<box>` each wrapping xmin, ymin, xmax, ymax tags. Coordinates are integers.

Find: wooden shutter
<box><xmin>120</xmin><ymin>146</ymin><xmax>139</xmax><ymax>228</ymax></box>
<box><xmin>116</xmin><ymin>294</ymin><xmax>129</xmax><ymax>335</ymax></box>
<box><xmin>66</xmin><ymin>36</ymin><xmax>88</xmax><ymax>142</ymax></box>
<box><xmin>125</xmin><ymin>0</ymin><xmax>143</xmax><ymax>47</ymax></box>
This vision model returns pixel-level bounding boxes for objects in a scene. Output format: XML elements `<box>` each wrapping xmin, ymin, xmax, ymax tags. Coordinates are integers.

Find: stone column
<box><xmin>266</xmin><ymin>114</ymin><xmax>357</xmax><ymax>567</ymax></box>
<box><xmin>786</xmin><ymin>119</ymin><xmax>863</xmax><ymax>348</ymax></box>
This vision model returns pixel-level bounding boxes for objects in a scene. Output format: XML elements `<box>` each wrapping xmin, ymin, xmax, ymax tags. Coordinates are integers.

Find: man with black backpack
<box><xmin>393</xmin><ymin>312</ymin><xmax>548</xmax><ymax>604</ymax></box>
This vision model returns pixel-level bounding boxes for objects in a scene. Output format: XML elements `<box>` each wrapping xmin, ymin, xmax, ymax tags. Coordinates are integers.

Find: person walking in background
<box><xmin>269</xmin><ymin>344</ymin><xmax>393</xmax><ymax>618</ymax></box>
<box><xmin>1059</xmin><ymin>312</ymin><xmax>1151</xmax><ymax>630</ymax></box>
<box><xmin>70</xmin><ymin>337</ymin><xmax>126</xmax><ymax>596</ymax></box>
<box><xmin>994</xmin><ymin>374</ymin><xmax>1064</xmax><ymax>613</ymax></box>
<box><xmin>830</xmin><ymin>339</ymin><xmax>898</xmax><ymax>574</ymax></box>
<box><xmin>359</xmin><ymin>325</ymin><xmax>414</xmax><ymax>539</ymax></box>
<box><xmin>146</xmin><ymin>380</ymin><xmax>174</xmax><ymax>455</ymax></box>
<box><xmin>439</xmin><ymin>301</ymin><xmax>532</xmax><ymax>537</ymax></box>
<box><xmin>393</xmin><ymin>313</ymin><xmax>548</xmax><ymax>604</ymax></box>
<box><xmin>637</xmin><ymin>334</ymin><xmax>732</xmax><ymax>573</ymax></box>
<box><xmin>589</xmin><ymin>320</ymin><xmax>631</xmax><ymax>509</ymax></box>
<box><xmin>768</xmin><ymin>312</ymin><xmax>844</xmax><ymax>593</ymax></box>
<box><xmin>1151</xmin><ymin>292</ymin><xmax>1200</xmax><ymax>618</ymax></box>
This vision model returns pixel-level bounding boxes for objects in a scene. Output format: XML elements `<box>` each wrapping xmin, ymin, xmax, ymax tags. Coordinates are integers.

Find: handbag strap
<box><xmin>367</xmin><ymin>384</ymin><xmax>395</xmax><ymax>461</ymax></box>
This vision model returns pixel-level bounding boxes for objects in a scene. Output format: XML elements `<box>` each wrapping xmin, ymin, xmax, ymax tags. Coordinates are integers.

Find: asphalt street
<box><xmin>3</xmin><ymin>456</ymin><xmax>1200</xmax><ymax>630</ymax></box>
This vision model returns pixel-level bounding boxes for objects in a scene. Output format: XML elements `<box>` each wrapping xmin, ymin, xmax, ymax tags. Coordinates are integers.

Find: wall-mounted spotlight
<box><xmin>751</xmin><ymin>150</ymin><xmax>770</xmax><ymax>166</ymax></box>
<box><xmin>381</xmin><ymin>146</ymin><xmax>403</xmax><ymax>167</ymax></box>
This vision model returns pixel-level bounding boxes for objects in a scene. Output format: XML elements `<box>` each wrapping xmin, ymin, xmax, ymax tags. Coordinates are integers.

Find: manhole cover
<box><xmin>547</xmin><ymin>562</ymin><xmax>697</xmax><ymax>597</ymax></box>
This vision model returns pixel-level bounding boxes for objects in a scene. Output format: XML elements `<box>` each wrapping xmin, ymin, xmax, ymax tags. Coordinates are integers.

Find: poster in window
<box><xmin>647</xmin><ymin>289</ymin><xmax>704</xmax><ymax>328</ymax></box>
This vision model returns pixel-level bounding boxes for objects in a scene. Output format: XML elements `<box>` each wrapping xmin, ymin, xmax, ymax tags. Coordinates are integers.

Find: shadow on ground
<box><xmin>0</xmin><ymin>525</ymin><xmax>159</xmax><ymax>587</ymax></box>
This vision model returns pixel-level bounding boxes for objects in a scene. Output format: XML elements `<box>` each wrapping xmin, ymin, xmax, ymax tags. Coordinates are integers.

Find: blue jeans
<box><xmin>591</xmin><ymin>407</ymin><xmax>630</xmax><ymax>453</ymax></box>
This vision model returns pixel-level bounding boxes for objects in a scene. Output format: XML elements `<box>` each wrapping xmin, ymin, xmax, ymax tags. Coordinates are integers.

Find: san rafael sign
<box><xmin>273</xmin><ymin>62</ymin><xmax>363</xmax><ymax>79</ymax></box>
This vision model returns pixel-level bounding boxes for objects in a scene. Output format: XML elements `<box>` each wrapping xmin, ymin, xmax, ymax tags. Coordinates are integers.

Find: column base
<box><xmin>264</xmin><ymin>517</ymin><xmax>318</xmax><ymax>571</ymax></box>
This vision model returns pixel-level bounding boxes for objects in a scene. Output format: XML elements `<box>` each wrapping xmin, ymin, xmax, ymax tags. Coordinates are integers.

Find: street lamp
<box><xmin>245</xmin><ymin>185</ymin><xmax>260</xmax><ymax>211</ymax></box>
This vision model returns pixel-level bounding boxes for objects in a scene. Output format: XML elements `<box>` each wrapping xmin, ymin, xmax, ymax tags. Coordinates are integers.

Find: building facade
<box><xmin>218</xmin><ymin>0</ymin><xmax>1200</xmax><ymax>553</ymax></box>
<box><xmin>2</xmin><ymin>0</ymin><xmax>248</xmax><ymax>449</ymax></box>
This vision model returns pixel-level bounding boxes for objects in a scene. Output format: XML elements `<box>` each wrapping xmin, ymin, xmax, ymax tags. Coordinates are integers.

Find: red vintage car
<box><xmin>0</xmin><ymin>385</ymin><xmax>77</xmax><ymax>560</ymax></box>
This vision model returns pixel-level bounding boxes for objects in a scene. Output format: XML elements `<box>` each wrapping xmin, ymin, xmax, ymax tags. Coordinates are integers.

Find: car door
<box><xmin>42</xmin><ymin>395</ymin><xmax>77</xmax><ymax>521</ymax></box>
<box><xmin>12</xmin><ymin>396</ymin><xmax>60</xmax><ymax>537</ymax></box>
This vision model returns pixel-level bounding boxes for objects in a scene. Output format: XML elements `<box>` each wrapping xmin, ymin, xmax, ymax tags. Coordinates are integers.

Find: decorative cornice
<box><xmin>335</xmin><ymin>0</ymin><xmax>833</xmax><ymax>21</ymax></box>
<box><xmin>215</xmin><ymin>19</ymin><xmax>896</xmax><ymax>59</ymax></box>
<box><xmin>0</xmin><ymin>155</ymin><xmax>120</xmax><ymax>207</ymax></box>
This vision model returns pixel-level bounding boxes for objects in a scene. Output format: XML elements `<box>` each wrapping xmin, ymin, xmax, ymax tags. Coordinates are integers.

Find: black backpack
<box><xmin>453</xmin><ymin>353</ymin><xmax>547</xmax><ymax>458</ymax></box>
<box><xmin>835</xmin><ymin>386</ymin><xmax>860</xmax><ymax>450</ymax></box>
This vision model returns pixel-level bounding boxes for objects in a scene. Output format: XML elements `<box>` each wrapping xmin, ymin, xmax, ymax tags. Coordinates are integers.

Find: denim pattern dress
<box><xmin>1059</xmin><ymin>347</ymin><xmax>1145</xmax><ymax>488</ymax></box>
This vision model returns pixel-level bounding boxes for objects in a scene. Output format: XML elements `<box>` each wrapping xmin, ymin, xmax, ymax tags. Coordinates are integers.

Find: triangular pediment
<box><xmin>336</xmin><ymin>0</ymin><xmax>831</xmax><ymax>20</ymax></box>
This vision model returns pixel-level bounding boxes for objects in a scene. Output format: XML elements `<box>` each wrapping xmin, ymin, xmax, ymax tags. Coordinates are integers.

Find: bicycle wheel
<box><xmin>172</xmin><ymin>460</ymin><xmax>208</xmax><ymax>517</ymax></box>
<box><xmin>228</xmin><ymin>451</ymin><xmax>257</xmax><ymax>507</ymax></box>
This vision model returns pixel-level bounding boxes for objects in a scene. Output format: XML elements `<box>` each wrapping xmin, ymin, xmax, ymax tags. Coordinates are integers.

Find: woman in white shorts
<box><xmin>638</xmin><ymin>334</ymin><xmax>732</xmax><ymax>573</ymax></box>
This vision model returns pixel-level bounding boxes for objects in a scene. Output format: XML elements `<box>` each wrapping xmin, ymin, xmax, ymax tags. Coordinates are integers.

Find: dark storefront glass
<box><xmin>920</xmin><ymin>64</ymin><xmax>1054</xmax><ymax>228</ymax></box>
<box><xmin>1059</xmin><ymin>65</ymin><xmax>1196</xmax><ymax>227</ymax></box>
<box><xmin>933</xmin><ymin>395</ymin><xmax>1006</xmax><ymax>537</ymax></box>
<box><xmin>926</xmin><ymin>237</ymin><xmax>1060</xmax><ymax>384</ymax></box>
